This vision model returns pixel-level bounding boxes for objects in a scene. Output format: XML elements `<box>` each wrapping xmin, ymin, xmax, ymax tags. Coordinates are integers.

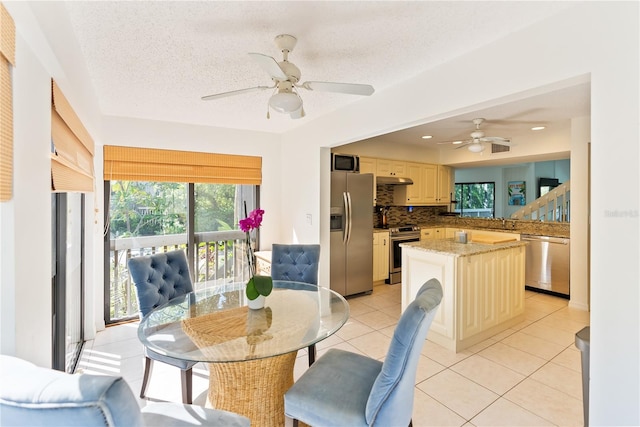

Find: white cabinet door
<box><xmin>437</xmin><ymin>165</ymin><xmax>452</xmax><ymax>203</ymax></box>
<box><xmin>373</xmin><ymin>231</ymin><xmax>389</xmax><ymax>282</ymax></box>
<box><xmin>359</xmin><ymin>157</ymin><xmax>377</xmax><ymax>206</ymax></box>
<box><xmin>377</xmin><ymin>159</ymin><xmax>406</xmax><ymax>177</ymax></box>
<box><xmin>457</xmin><ymin>254</ymin><xmax>483</xmax><ymax>339</ymax></box>
<box><xmin>402</xmin><ymin>250</ymin><xmax>455</xmax><ymax>340</ymax></box>
<box><xmin>421</xmin><ymin>163</ymin><xmax>438</xmax><ymax>203</ymax></box>
<box><xmin>380</xmin><ymin>232</ymin><xmax>389</xmax><ymax>280</ymax></box>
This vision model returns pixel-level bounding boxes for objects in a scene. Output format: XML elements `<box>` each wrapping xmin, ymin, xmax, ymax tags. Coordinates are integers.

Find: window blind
<box><xmin>0</xmin><ymin>2</ymin><xmax>15</xmax><ymax>201</ymax></box>
<box><xmin>103</xmin><ymin>146</ymin><xmax>262</xmax><ymax>185</ymax></box>
<box><xmin>51</xmin><ymin>80</ymin><xmax>95</xmax><ymax>192</ymax></box>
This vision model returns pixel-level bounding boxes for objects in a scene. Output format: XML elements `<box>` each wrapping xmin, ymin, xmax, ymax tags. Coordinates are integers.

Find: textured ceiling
<box><xmin>62</xmin><ymin>1</ymin><xmax>576</xmax><ymax>134</ymax></box>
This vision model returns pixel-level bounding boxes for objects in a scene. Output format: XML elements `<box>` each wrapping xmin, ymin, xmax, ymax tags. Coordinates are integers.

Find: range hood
<box><xmin>376</xmin><ymin>176</ymin><xmax>413</xmax><ymax>185</ymax></box>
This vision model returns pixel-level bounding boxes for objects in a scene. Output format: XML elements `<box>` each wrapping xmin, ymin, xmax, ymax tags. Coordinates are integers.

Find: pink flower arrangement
<box><xmin>240</xmin><ymin>206</ymin><xmax>272</xmax><ymax>302</ymax></box>
<box><xmin>239</xmin><ymin>208</ymin><xmax>264</xmax><ymax>233</ymax></box>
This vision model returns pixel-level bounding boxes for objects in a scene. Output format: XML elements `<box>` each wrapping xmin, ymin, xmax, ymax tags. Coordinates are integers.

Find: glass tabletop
<box><xmin>138</xmin><ymin>280</ymin><xmax>350</xmax><ymax>363</ymax></box>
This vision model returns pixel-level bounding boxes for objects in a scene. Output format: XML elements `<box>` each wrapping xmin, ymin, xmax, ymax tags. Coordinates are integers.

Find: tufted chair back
<box><xmin>128</xmin><ymin>249</ymin><xmax>193</xmax><ymax>317</ymax></box>
<box><xmin>271</xmin><ymin>244</ymin><xmax>320</xmax><ymax>285</ymax></box>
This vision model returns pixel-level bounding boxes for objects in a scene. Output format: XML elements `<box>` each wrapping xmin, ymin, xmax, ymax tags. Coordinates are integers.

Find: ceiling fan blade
<box><xmin>201</xmin><ymin>86</ymin><xmax>271</xmax><ymax>101</ymax></box>
<box><xmin>481</xmin><ymin>136</ymin><xmax>512</xmax><ymax>144</ymax></box>
<box><xmin>437</xmin><ymin>140</ymin><xmax>466</xmax><ymax>145</ymax></box>
<box><xmin>300</xmin><ymin>81</ymin><xmax>375</xmax><ymax>96</ymax></box>
<box><xmin>248</xmin><ymin>53</ymin><xmax>288</xmax><ymax>81</ymax></box>
<box><xmin>454</xmin><ymin>142</ymin><xmax>473</xmax><ymax>150</ymax></box>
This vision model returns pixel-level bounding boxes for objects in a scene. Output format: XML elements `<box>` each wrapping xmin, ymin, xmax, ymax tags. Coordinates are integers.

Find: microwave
<box><xmin>331</xmin><ymin>153</ymin><xmax>360</xmax><ymax>172</ymax></box>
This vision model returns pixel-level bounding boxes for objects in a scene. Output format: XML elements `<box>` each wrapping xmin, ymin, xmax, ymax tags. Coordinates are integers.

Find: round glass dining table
<box><xmin>138</xmin><ymin>280</ymin><xmax>349</xmax><ymax>427</ymax></box>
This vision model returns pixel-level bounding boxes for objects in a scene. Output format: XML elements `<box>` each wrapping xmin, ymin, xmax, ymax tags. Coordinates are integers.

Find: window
<box><xmin>105</xmin><ymin>180</ymin><xmax>257</xmax><ymax>324</ymax></box>
<box><xmin>454</xmin><ymin>182</ymin><xmax>495</xmax><ymax>218</ymax></box>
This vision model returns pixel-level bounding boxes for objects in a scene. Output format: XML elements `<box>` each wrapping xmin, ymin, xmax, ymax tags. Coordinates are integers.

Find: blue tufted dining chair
<box><xmin>271</xmin><ymin>244</ymin><xmax>320</xmax><ymax>285</ymax></box>
<box><xmin>271</xmin><ymin>243</ymin><xmax>320</xmax><ymax>365</ymax></box>
<box><xmin>284</xmin><ymin>278</ymin><xmax>443</xmax><ymax>427</ymax></box>
<box><xmin>127</xmin><ymin>249</ymin><xmax>196</xmax><ymax>404</ymax></box>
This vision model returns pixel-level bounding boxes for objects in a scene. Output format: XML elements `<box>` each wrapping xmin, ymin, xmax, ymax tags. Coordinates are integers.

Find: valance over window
<box><xmin>0</xmin><ymin>2</ymin><xmax>15</xmax><ymax>201</ymax></box>
<box><xmin>103</xmin><ymin>146</ymin><xmax>262</xmax><ymax>185</ymax></box>
<box><xmin>51</xmin><ymin>80</ymin><xmax>95</xmax><ymax>192</ymax></box>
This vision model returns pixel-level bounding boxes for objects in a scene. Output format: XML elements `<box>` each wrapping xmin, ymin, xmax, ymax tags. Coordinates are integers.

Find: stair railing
<box><xmin>510</xmin><ymin>180</ymin><xmax>570</xmax><ymax>222</ymax></box>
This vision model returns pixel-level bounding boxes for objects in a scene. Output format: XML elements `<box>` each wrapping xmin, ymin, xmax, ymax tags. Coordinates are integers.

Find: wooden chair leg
<box><xmin>140</xmin><ymin>357</ymin><xmax>153</xmax><ymax>399</ymax></box>
<box><xmin>308</xmin><ymin>344</ymin><xmax>316</xmax><ymax>366</ymax></box>
<box><xmin>292</xmin><ymin>419</ymin><xmax>299</xmax><ymax>427</ymax></box>
<box><xmin>181</xmin><ymin>367</ymin><xmax>193</xmax><ymax>404</ymax></box>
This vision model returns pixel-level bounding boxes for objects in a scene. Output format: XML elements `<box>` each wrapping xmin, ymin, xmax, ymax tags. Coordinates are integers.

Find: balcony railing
<box><xmin>108</xmin><ymin>230</ymin><xmax>250</xmax><ymax>322</ymax></box>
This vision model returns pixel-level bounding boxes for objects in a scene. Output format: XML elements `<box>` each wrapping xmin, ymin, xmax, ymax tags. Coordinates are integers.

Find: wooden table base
<box><xmin>207</xmin><ymin>351</ymin><xmax>297</xmax><ymax>427</ymax></box>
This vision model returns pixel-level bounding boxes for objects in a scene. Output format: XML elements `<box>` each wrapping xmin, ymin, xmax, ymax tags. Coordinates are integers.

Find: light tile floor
<box><xmin>79</xmin><ymin>283</ymin><xmax>589</xmax><ymax>426</ymax></box>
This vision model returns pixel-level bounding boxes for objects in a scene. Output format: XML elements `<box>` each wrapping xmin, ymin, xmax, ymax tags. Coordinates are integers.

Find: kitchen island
<box><xmin>401</xmin><ymin>239</ymin><xmax>528</xmax><ymax>352</ymax></box>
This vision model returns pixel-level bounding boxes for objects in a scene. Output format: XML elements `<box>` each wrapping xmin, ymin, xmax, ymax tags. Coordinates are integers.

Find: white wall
<box><xmin>0</xmin><ymin>32</ymin><xmax>53</xmax><ymax>366</ymax></box>
<box><xmin>570</xmin><ymin>117</ymin><xmax>590</xmax><ymax>312</ymax></box>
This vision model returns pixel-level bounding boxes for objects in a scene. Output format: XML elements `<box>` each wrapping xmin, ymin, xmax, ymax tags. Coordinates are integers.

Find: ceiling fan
<box><xmin>438</xmin><ymin>118</ymin><xmax>511</xmax><ymax>153</ymax></box>
<box><xmin>201</xmin><ymin>34</ymin><xmax>375</xmax><ymax>119</ymax></box>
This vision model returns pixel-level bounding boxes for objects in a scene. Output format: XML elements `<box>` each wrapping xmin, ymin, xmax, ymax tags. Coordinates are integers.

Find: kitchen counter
<box><xmin>402</xmin><ymin>238</ymin><xmax>526</xmax><ymax>352</ymax></box>
<box><xmin>401</xmin><ymin>239</ymin><xmax>527</xmax><ymax>257</ymax></box>
<box><xmin>418</xmin><ymin>217</ymin><xmax>569</xmax><ymax>238</ymax></box>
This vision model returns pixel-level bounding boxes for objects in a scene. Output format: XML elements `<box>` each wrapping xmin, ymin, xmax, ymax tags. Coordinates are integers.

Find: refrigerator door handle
<box><xmin>346</xmin><ymin>192</ymin><xmax>353</xmax><ymax>245</ymax></box>
<box><xmin>343</xmin><ymin>192</ymin><xmax>350</xmax><ymax>245</ymax></box>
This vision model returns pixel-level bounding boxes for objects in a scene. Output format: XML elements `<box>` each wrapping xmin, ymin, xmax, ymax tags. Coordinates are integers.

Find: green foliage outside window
<box><xmin>454</xmin><ymin>182</ymin><xmax>495</xmax><ymax>218</ymax></box>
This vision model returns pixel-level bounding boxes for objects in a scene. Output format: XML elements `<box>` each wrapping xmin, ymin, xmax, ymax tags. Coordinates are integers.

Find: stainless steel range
<box><xmin>387</xmin><ymin>225</ymin><xmax>421</xmax><ymax>284</ymax></box>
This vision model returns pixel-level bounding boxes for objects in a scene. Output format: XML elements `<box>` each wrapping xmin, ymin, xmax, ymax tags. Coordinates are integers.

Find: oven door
<box><xmin>388</xmin><ymin>234</ymin><xmax>420</xmax><ymax>284</ymax></box>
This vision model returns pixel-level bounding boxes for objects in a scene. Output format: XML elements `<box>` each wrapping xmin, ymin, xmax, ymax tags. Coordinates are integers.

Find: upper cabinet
<box><xmin>422</xmin><ymin>164</ymin><xmax>451</xmax><ymax>204</ymax></box>
<box><xmin>359</xmin><ymin>157</ymin><xmax>377</xmax><ymax>206</ymax></box>
<box><xmin>354</xmin><ymin>155</ymin><xmax>452</xmax><ymax>207</ymax></box>
<box><xmin>376</xmin><ymin>159</ymin><xmax>406</xmax><ymax>177</ymax></box>
<box><xmin>393</xmin><ymin>163</ymin><xmax>451</xmax><ymax>206</ymax></box>
<box><xmin>437</xmin><ymin>165</ymin><xmax>452</xmax><ymax>204</ymax></box>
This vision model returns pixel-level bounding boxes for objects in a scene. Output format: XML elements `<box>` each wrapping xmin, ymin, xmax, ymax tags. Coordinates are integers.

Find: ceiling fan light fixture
<box><xmin>269</xmin><ymin>91</ymin><xmax>302</xmax><ymax>113</ymax></box>
<box><xmin>468</xmin><ymin>143</ymin><xmax>485</xmax><ymax>153</ymax></box>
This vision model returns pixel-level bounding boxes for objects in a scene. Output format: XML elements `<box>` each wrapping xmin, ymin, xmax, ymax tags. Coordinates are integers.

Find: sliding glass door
<box><xmin>52</xmin><ymin>193</ymin><xmax>85</xmax><ymax>372</ymax></box>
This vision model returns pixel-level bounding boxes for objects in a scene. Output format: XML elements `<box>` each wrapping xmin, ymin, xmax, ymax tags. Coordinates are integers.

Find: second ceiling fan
<box><xmin>201</xmin><ymin>34</ymin><xmax>375</xmax><ymax>119</ymax></box>
<box><xmin>439</xmin><ymin>118</ymin><xmax>512</xmax><ymax>152</ymax></box>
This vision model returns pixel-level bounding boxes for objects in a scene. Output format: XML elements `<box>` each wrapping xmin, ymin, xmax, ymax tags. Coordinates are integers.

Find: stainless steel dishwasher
<box><xmin>521</xmin><ymin>235</ymin><xmax>570</xmax><ymax>297</ymax></box>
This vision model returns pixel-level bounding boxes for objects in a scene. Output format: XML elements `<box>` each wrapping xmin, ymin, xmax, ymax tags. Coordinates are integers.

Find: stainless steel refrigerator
<box><xmin>330</xmin><ymin>172</ymin><xmax>373</xmax><ymax>296</ymax></box>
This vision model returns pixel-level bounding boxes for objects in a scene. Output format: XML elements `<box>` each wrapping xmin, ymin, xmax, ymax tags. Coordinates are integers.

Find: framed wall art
<box><xmin>508</xmin><ymin>181</ymin><xmax>526</xmax><ymax>206</ymax></box>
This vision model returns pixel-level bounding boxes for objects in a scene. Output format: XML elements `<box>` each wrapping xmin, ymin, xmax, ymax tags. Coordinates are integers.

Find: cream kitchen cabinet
<box><xmin>420</xmin><ymin>227</ymin><xmax>446</xmax><ymax>240</ymax></box>
<box><xmin>376</xmin><ymin>159</ymin><xmax>406</xmax><ymax>177</ymax></box>
<box><xmin>402</xmin><ymin>239</ymin><xmax>526</xmax><ymax>352</ymax></box>
<box><xmin>393</xmin><ymin>163</ymin><xmax>451</xmax><ymax>206</ymax></box>
<box><xmin>393</xmin><ymin>162</ymin><xmax>424</xmax><ymax>204</ymax></box>
<box><xmin>373</xmin><ymin>231</ymin><xmax>390</xmax><ymax>282</ymax></box>
<box><xmin>359</xmin><ymin>156</ymin><xmax>377</xmax><ymax>205</ymax></box>
<box><xmin>421</xmin><ymin>164</ymin><xmax>451</xmax><ymax>204</ymax></box>
<box><xmin>437</xmin><ymin>165</ymin><xmax>452</xmax><ymax>203</ymax></box>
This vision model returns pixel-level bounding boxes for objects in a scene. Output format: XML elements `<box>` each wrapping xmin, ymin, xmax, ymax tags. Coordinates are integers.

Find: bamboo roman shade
<box><xmin>103</xmin><ymin>146</ymin><xmax>262</xmax><ymax>185</ymax></box>
<box><xmin>51</xmin><ymin>80</ymin><xmax>95</xmax><ymax>192</ymax></box>
<box><xmin>0</xmin><ymin>2</ymin><xmax>15</xmax><ymax>201</ymax></box>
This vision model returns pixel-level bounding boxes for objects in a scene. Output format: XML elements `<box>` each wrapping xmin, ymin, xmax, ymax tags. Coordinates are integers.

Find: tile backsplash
<box><xmin>374</xmin><ymin>184</ymin><xmax>448</xmax><ymax>227</ymax></box>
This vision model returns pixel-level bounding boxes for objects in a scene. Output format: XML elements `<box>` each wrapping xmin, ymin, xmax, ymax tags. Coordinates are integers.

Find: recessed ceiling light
<box><xmin>421</xmin><ymin>135</ymin><xmax>432</xmax><ymax>139</ymax></box>
<box><xmin>531</xmin><ymin>126</ymin><xmax>545</xmax><ymax>131</ymax></box>
<box><xmin>452</xmin><ymin>141</ymin><xmax>463</xmax><ymax>145</ymax></box>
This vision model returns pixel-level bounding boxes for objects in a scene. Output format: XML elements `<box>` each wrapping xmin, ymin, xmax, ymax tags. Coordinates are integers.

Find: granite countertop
<box><xmin>417</xmin><ymin>218</ymin><xmax>569</xmax><ymax>238</ymax></box>
<box><xmin>401</xmin><ymin>239</ymin><xmax>528</xmax><ymax>257</ymax></box>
